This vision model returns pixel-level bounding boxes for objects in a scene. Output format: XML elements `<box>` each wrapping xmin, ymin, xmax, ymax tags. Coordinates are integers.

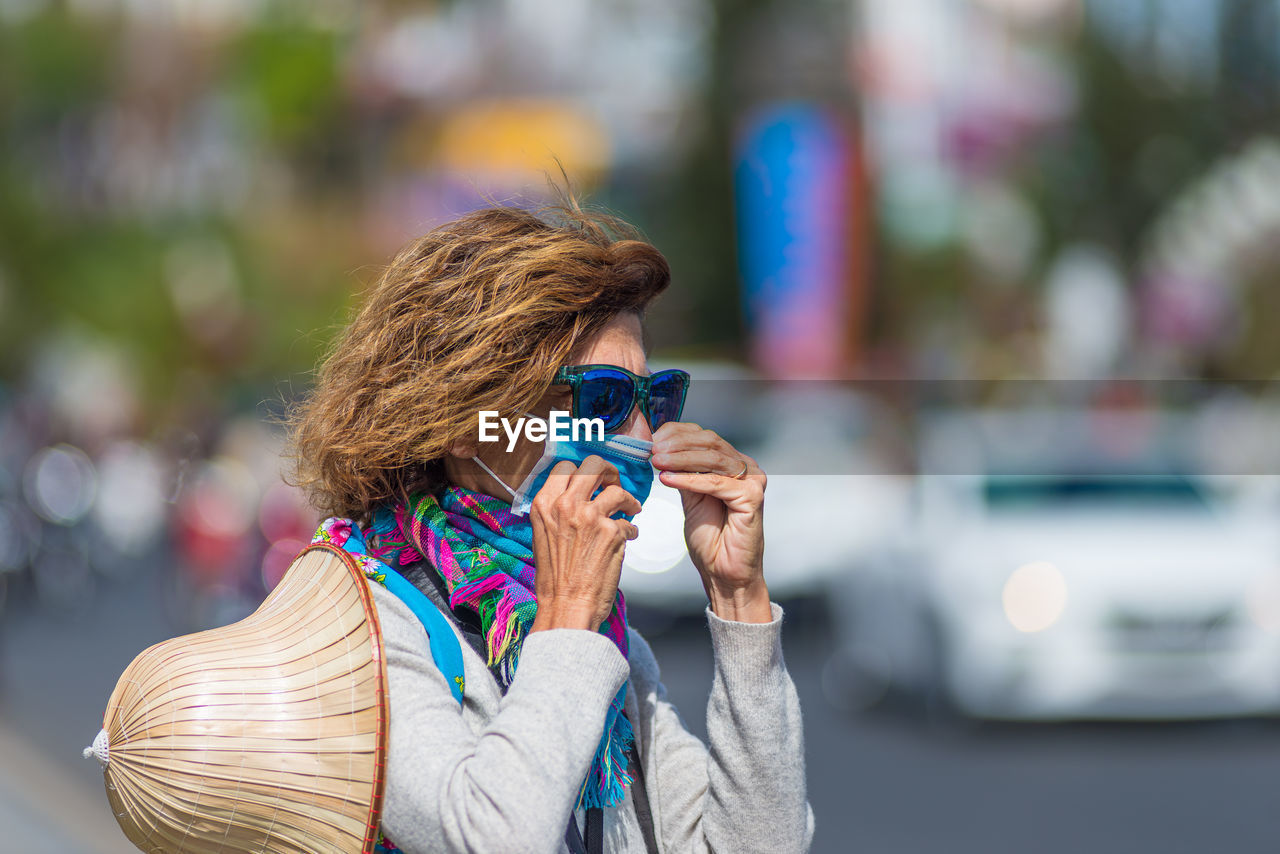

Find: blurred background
<box><xmin>5</xmin><ymin>0</ymin><xmax>1280</xmax><ymax>851</ymax></box>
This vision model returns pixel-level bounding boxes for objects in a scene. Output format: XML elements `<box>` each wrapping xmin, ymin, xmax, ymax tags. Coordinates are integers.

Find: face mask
<box><xmin>473</xmin><ymin>422</ymin><xmax>654</xmax><ymax>521</ymax></box>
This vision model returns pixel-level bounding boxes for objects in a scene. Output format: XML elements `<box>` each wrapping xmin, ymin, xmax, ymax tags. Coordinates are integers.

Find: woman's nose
<box><xmin>621</xmin><ymin>405</ymin><xmax>654</xmax><ymax>442</ymax></box>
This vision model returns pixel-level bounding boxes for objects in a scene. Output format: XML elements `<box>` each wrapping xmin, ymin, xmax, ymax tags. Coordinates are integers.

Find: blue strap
<box><xmin>379</xmin><ymin>568</ymin><xmax>467</xmax><ymax>705</ymax></box>
<box><xmin>327</xmin><ymin>524</ymin><xmax>467</xmax><ymax>706</ymax></box>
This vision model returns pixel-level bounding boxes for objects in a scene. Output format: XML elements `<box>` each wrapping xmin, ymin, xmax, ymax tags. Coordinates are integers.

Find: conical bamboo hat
<box><xmin>86</xmin><ymin>543</ymin><xmax>389</xmax><ymax>854</ymax></box>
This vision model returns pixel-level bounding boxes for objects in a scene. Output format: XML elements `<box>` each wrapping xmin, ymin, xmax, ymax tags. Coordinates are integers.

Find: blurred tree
<box><xmin>1025</xmin><ymin>19</ymin><xmax>1219</xmax><ymax>264</ymax></box>
<box><xmin>1220</xmin><ymin>0</ymin><xmax>1280</xmax><ymax>135</ymax></box>
<box><xmin>227</xmin><ymin>15</ymin><xmax>354</xmax><ymax>190</ymax></box>
<box><xmin>646</xmin><ymin>0</ymin><xmax>773</xmax><ymax>359</ymax></box>
<box><xmin>0</xmin><ymin>7</ymin><xmax>361</xmax><ymax>417</ymax></box>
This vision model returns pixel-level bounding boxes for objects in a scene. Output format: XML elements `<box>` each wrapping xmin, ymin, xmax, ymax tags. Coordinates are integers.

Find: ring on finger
<box><xmin>732</xmin><ymin>459</ymin><xmax>749</xmax><ymax>479</ymax></box>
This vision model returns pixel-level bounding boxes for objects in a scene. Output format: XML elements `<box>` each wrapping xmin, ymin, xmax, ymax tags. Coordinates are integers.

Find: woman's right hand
<box><xmin>528</xmin><ymin>455</ymin><xmax>641</xmax><ymax>633</ymax></box>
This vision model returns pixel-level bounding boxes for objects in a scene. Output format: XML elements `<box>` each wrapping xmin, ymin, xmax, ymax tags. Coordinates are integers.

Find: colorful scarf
<box><xmin>314</xmin><ymin>486</ymin><xmax>634</xmax><ymax>811</ymax></box>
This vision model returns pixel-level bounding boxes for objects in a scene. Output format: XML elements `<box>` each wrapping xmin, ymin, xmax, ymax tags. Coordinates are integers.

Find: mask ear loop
<box><xmin>471</xmin><ymin>454</ymin><xmax>517</xmax><ymax>500</ymax></box>
<box><xmin>470</xmin><ymin>410</ymin><xmax>550</xmax><ymax>501</ymax></box>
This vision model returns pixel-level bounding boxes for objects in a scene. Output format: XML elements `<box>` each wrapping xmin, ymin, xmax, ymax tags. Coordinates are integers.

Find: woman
<box><xmin>289</xmin><ymin>198</ymin><xmax>814</xmax><ymax>854</ymax></box>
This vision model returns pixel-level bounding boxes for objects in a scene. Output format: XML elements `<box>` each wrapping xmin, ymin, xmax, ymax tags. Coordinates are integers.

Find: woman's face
<box><xmin>443</xmin><ymin>312</ymin><xmax>652</xmax><ymax>498</ymax></box>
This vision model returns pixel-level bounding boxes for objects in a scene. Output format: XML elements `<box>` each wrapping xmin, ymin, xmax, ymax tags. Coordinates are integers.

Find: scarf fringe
<box><xmin>576</xmin><ymin>695</ymin><xmax>635</xmax><ymax>810</ymax></box>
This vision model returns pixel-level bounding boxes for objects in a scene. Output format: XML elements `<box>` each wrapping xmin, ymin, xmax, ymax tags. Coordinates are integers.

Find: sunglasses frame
<box><xmin>553</xmin><ymin>364</ymin><xmax>691</xmax><ymax>434</ymax></box>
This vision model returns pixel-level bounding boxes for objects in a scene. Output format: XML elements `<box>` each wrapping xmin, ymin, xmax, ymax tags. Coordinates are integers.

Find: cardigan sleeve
<box><xmin>631</xmin><ymin>602</ymin><xmax>815</xmax><ymax>854</ymax></box>
<box><xmin>369</xmin><ymin>582</ymin><xmax>630</xmax><ymax>854</ymax></box>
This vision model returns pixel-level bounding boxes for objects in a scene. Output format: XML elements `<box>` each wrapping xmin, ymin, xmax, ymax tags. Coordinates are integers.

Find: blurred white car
<box><xmin>825</xmin><ymin>410</ymin><xmax>1280</xmax><ymax>721</ymax></box>
<box><xmin>620</xmin><ymin>362</ymin><xmax>910</xmax><ymax>615</ymax></box>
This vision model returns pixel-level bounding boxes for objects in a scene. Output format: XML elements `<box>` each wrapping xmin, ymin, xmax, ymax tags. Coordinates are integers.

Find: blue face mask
<box><xmin>473</xmin><ymin>428</ymin><xmax>654</xmax><ymax>521</ymax></box>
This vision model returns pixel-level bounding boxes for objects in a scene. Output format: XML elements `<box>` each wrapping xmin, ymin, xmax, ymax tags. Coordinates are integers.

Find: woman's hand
<box><xmin>651</xmin><ymin>422</ymin><xmax>773</xmax><ymax>623</ymax></box>
<box><xmin>528</xmin><ymin>455</ymin><xmax>642</xmax><ymax>633</ymax></box>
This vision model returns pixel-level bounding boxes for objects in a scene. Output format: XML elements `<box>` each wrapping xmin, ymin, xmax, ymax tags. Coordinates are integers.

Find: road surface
<box><xmin>3</xmin><ymin>567</ymin><xmax>1278</xmax><ymax>853</ymax></box>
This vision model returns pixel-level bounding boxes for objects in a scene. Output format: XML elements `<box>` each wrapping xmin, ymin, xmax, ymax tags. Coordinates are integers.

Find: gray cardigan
<box><xmin>367</xmin><ymin>581</ymin><xmax>815</xmax><ymax>853</ymax></box>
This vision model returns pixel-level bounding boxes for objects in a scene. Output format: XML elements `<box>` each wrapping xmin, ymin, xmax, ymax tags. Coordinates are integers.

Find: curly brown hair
<box><xmin>286</xmin><ymin>200</ymin><xmax>671</xmax><ymax>522</ymax></box>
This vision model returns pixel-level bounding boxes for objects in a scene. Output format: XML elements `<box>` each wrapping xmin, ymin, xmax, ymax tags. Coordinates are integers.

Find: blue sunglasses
<box><xmin>553</xmin><ymin>364</ymin><xmax>691</xmax><ymax>434</ymax></box>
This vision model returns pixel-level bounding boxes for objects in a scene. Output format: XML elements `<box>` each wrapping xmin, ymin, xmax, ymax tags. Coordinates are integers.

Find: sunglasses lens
<box><xmin>577</xmin><ymin>370</ymin><xmax>634</xmax><ymax>432</ymax></box>
<box><xmin>647</xmin><ymin>371</ymin><xmax>688</xmax><ymax>429</ymax></box>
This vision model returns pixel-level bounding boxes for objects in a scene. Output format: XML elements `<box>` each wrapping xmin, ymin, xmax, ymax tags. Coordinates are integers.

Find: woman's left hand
<box><xmin>651</xmin><ymin>422</ymin><xmax>773</xmax><ymax>623</ymax></box>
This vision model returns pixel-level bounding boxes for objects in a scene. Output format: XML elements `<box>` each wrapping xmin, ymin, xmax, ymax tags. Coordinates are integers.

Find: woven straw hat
<box><xmin>85</xmin><ymin>543</ymin><xmax>389</xmax><ymax>854</ymax></box>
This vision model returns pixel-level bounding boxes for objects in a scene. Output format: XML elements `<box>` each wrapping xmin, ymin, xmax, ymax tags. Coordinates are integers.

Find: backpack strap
<box><xmin>626</xmin><ymin>734</ymin><xmax>659</xmax><ymax>854</ymax></box>
<box><xmin>400</xmin><ymin>562</ymin><xmax>508</xmax><ymax>695</ymax></box>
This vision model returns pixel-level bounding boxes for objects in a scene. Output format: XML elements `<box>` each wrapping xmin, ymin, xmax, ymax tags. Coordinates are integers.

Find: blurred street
<box><xmin>655</xmin><ymin>603</ymin><xmax>1280</xmax><ymax>854</ymax></box>
<box><xmin>5</xmin><ymin>565</ymin><xmax>1280</xmax><ymax>854</ymax></box>
<box><xmin>0</xmin><ymin>566</ymin><xmax>172</xmax><ymax>854</ymax></box>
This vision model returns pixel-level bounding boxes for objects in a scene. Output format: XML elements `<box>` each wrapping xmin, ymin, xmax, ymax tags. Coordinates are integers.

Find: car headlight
<box><xmin>1002</xmin><ymin>561</ymin><xmax>1068</xmax><ymax>633</ymax></box>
